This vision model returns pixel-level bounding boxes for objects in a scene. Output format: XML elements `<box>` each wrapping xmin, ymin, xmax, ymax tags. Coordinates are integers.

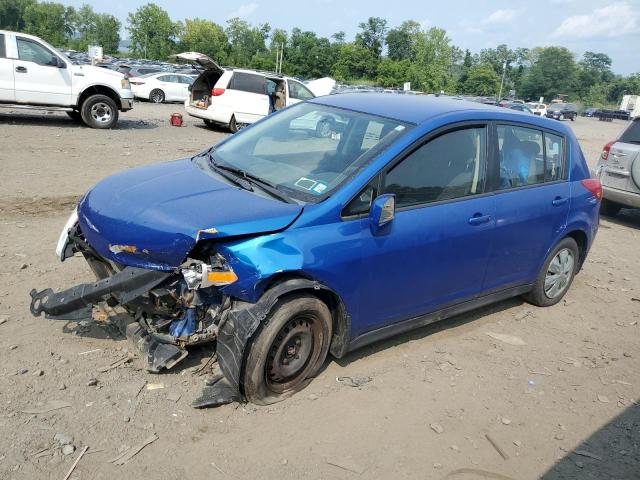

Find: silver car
<box><xmin>593</xmin><ymin>117</ymin><xmax>640</xmax><ymax>215</ymax></box>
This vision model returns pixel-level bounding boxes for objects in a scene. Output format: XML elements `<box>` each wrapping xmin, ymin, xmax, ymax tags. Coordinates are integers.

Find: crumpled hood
<box><xmin>77</xmin><ymin>159</ymin><xmax>302</xmax><ymax>270</ymax></box>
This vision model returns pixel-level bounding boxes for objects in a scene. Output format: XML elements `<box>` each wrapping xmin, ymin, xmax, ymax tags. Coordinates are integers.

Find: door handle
<box><xmin>468</xmin><ymin>214</ymin><xmax>491</xmax><ymax>225</ymax></box>
<box><xmin>552</xmin><ymin>197</ymin><xmax>568</xmax><ymax>207</ymax></box>
<box><xmin>15</xmin><ymin>66</ymin><xmax>27</xmax><ymax>73</ymax></box>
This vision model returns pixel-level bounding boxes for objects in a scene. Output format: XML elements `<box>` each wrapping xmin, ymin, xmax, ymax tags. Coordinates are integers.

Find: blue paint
<box><xmin>75</xmin><ymin>94</ymin><xmax>599</xmax><ymax>342</ymax></box>
<box><xmin>169</xmin><ymin>308</ymin><xmax>197</xmax><ymax>337</ymax></box>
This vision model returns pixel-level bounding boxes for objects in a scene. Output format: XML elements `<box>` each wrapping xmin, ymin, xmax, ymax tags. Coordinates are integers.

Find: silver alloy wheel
<box><xmin>544</xmin><ymin>248</ymin><xmax>575</xmax><ymax>299</ymax></box>
<box><xmin>90</xmin><ymin>102</ymin><xmax>113</xmax><ymax>124</ymax></box>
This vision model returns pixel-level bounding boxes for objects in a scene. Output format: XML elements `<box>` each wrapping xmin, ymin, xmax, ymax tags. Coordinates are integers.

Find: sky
<box><xmin>57</xmin><ymin>0</ymin><xmax>640</xmax><ymax>74</ymax></box>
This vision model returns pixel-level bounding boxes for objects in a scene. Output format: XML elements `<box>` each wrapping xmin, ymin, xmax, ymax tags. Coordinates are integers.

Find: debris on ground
<box><xmin>86</xmin><ymin>378</ymin><xmax>98</xmax><ymax>387</ymax></box>
<box><xmin>485</xmin><ymin>332</ymin><xmax>527</xmax><ymax>346</ymax></box>
<box><xmin>54</xmin><ymin>433</ymin><xmax>73</xmax><ymax>446</ymax></box>
<box><xmin>336</xmin><ymin>376</ymin><xmax>373</xmax><ymax>387</ymax></box>
<box><xmin>326</xmin><ymin>457</ymin><xmax>366</xmax><ymax>474</ymax></box>
<box><xmin>146</xmin><ymin>383</ymin><xmax>164</xmax><ymax>391</ymax></box>
<box><xmin>62</xmin><ymin>444</ymin><xmax>75</xmax><ymax>456</ymax></box>
<box><xmin>20</xmin><ymin>400</ymin><xmax>72</xmax><ymax>414</ymax></box>
<box><xmin>109</xmin><ymin>433</ymin><xmax>159</xmax><ymax>466</ymax></box>
<box><xmin>98</xmin><ymin>354</ymin><xmax>133</xmax><ymax>373</ymax></box>
<box><xmin>430</xmin><ymin>423</ymin><xmax>445</xmax><ymax>434</ymax></box>
<box><xmin>573</xmin><ymin>449</ymin><xmax>603</xmax><ymax>461</ymax></box>
<box><xmin>63</xmin><ymin>446</ymin><xmax>89</xmax><ymax>480</ymax></box>
<box><xmin>485</xmin><ymin>433</ymin><xmax>509</xmax><ymax>460</ymax></box>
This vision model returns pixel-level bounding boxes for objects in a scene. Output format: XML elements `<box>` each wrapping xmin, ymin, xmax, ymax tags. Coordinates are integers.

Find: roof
<box><xmin>310</xmin><ymin>93</ymin><xmax>572</xmax><ymax>136</ymax></box>
<box><xmin>311</xmin><ymin>93</ymin><xmax>499</xmax><ymax>124</ymax></box>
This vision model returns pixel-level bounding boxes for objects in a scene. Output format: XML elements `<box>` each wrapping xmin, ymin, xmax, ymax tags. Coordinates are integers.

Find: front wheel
<box><xmin>243</xmin><ymin>295</ymin><xmax>332</xmax><ymax>405</ymax></box>
<box><xmin>523</xmin><ymin>237</ymin><xmax>579</xmax><ymax>307</ymax></box>
<box><xmin>80</xmin><ymin>94</ymin><xmax>118</xmax><ymax>129</ymax></box>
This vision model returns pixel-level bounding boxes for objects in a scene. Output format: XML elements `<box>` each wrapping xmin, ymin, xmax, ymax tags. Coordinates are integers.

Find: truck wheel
<box><xmin>66</xmin><ymin>110</ymin><xmax>81</xmax><ymax>121</ymax></box>
<box><xmin>149</xmin><ymin>89</ymin><xmax>165</xmax><ymax>103</ymax></box>
<box><xmin>243</xmin><ymin>294</ymin><xmax>332</xmax><ymax>405</ymax></box>
<box><xmin>523</xmin><ymin>237</ymin><xmax>579</xmax><ymax>307</ymax></box>
<box><xmin>80</xmin><ymin>94</ymin><xmax>118</xmax><ymax>129</ymax></box>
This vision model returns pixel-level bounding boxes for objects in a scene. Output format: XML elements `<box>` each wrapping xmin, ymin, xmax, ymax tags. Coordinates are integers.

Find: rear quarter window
<box><xmin>619</xmin><ymin>120</ymin><xmax>640</xmax><ymax>144</ymax></box>
<box><xmin>230</xmin><ymin>72</ymin><xmax>265</xmax><ymax>95</ymax></box>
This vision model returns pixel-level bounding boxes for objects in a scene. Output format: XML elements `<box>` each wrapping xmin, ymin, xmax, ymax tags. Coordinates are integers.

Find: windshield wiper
<box><xmin>206</xmin><ymin>158</ymin><xmax>254</xmax><ymax>192</ymax></box>
<box><xmin>210</xmin><ymin>159</ymin><xmax>294</xmax><ymax>204</ymax></box>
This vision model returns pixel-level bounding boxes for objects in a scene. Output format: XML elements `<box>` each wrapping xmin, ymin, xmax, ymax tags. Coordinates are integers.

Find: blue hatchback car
<box><xmin>30</xmin><ymin>94</ymin><xmax>601</xmax><ymax>407</ymax></box>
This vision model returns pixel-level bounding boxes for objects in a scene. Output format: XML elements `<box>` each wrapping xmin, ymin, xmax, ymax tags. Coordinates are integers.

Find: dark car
<box><xmin>583</xmin><ymin>107</ymin><xmax>601</xmax><ymax>117</ymax></box>
<box><xmin>546</xmin><ymin>103</ymin><xmax>577</xmax><ymax>121</ymax></box>
<box><xmin>30</xmin><ymin>94</ymin><xmax>601</xmax><ymax>408</ymax></box>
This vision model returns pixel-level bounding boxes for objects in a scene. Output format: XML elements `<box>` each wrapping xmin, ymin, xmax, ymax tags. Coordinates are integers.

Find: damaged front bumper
<box><xmin>29</xmin><ymin>222</ymin><xmax>255</xmax><ymax>409</ymax></box>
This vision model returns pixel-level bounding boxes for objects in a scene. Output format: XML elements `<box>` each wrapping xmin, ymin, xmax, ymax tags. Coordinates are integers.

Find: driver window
<box><xmin>17</xmin><ymin>38</ymin><xmax>56</xmax><ymax>66</ymax></box>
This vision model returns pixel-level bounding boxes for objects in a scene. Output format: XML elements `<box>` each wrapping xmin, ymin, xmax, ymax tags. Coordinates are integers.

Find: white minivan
<box><xmin>178</xmin><ymin>52</ymin><xmax>316</xmax><ymax>132</ymax></box>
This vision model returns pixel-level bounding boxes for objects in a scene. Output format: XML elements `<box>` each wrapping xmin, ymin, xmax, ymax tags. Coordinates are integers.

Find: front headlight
<box><xmin>55</xmin><ymin>209</ymin><xmax>79</xmax><ymax>261</ymax></box>
<box><xmin>181</xmin><ymin>254</ymin><xmax>238</xmax><ymax>290</ymax></box>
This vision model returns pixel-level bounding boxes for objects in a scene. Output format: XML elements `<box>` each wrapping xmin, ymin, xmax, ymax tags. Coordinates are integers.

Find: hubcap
<box><xmin>544</xmin><ymin>248</ymin><xmax>575</xmax><ymax>299</ymax></box>
<box><xmin>90</xmin><ymin>102</ymin><xmax>112</xmax><ymax>123</ymax></box>
<box><xmin>265</xmin><ymin>315</ymin><xmax>322</xmax><ymax>393</ymax></box>
<box><xmin>152</xmin><ymin>92</ymin><xmax>163</xmax><ymax>102</ymax></box>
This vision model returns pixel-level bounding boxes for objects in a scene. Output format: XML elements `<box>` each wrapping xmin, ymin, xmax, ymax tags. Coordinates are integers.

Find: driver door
<box><xmin>14</xmin><ymin>36</ymin><xmax>72</xmax><ymax>105</ymax></box>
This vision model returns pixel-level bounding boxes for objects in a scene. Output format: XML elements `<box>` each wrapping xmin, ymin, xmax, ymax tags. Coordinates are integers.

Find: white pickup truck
<box><xmin>0</xmin><ymin>30</ymin><xmax>133</xmax><ymax>128</ymax></box>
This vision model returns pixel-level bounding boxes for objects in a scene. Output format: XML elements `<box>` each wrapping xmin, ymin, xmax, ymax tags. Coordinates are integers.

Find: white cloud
<box><xmin>553</xmin><ymin>1</ymin><xmax>639</xmax><ymax>38</ymax></box>
<box><xmin>227</xmin><ymin>3</ymin><xmax>259</xmax><ymax>19</ymax></box>
<box><xmin>484</xmin><ymin>9</ymin><xmax>516</xmax><ymax>24</ymax></box>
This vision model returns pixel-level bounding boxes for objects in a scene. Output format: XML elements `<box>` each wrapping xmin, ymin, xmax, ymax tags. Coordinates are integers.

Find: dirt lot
<box><xmin>0</xmin><ymin>104</ymin><xmax>638</xmax><ymax>480</ymax></box>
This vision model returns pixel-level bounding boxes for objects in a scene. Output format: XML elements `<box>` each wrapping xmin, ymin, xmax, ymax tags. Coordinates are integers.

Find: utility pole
<box><xmin>497</xmin><ymin>61</ymin><xmax>506</xmax><ymax>101</ymax></box>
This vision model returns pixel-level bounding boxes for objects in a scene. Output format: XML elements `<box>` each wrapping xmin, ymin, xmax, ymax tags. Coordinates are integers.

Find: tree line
<box><xmin>2</xmin><ymin>1</ymin><xmax>639</xmax><ymax>106</ymax></box>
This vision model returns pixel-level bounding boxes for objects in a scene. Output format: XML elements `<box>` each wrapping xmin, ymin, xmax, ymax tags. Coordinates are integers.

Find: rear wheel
<box><xmin>243</xmin><ymin>295</ymin><xmax>332</xmax><ymax>405</ymax></box>
<box><xmin>600</xmin><ymin>198</ymin><xmax>622</xmax><ymax>217</ymax></box>
<box><xmin>149</xmin><ymin>89</ymin><xmax>165</xmax><ymax>103</ymax></box>
<box><xmin>80</xmin><ymin>94</ymin><xmax>118</xmax><ymax>129</ymax></box>
<box><xmin>524</xmin><ymin>237</ymin><xmax>579</xmax><ymax>307</ymax></box>
<box><xmin>315</xmin><ymin>119</ymin><xmax>333</xmax><ymax>138</ymax></box>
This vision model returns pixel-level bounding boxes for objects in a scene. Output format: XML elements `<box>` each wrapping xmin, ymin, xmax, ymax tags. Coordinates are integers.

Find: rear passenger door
<box><xmin>355</xmin><ymin>125</ymin><xmax>496</xmax><ymax>333</ymax></box>
<box><xmin>0</xmin><ymin>33</ymin><xmax>14</xmax><ymax>101</ymax></box>
<box><xmin>226</xmin><ymin>72</ymin><xmax>269</xmax><ymax>123</ymax></box>
<box><xmin>482</xmin><ymin>124</ymin><xmax>570</xmax><ymax>292</ymax></box>
<box><xmin>287</xmin><ymin>79</ymin><xmax>314</xmax><ymax>106</ymax></box>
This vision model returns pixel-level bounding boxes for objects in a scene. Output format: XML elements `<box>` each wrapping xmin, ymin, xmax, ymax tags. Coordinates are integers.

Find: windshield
<box><xmin>206</xmin><ymin>102</ymin><xmax>410</xmax><ymax>202</ymax></box>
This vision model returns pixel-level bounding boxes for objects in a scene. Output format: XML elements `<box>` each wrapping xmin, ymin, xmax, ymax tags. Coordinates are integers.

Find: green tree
<box><xmin>285</xmin><ymin>28</ymin><xmax>335</xmax><ymax>78</ymax></box>
<box><xmin>0</xmin><ymin>0</ymin><xmax>35</xmax><ymax>30</ymax></box>
<box><xmin>385</xmin><ymin>20</ymin><xmax>420</xmax><ymax>61</ymax></box>
<box><xmin>332</xmin><ymin>42</ymin><xmax>378</xmax><ymax>81</ymax></box>
<box><xmin>180</xmin><ymin>18</ymin><xmax>229</xmax><ymax>64</ymax></box>
<box><xmin>72</xmin><ymin>4</ymin><xmax>120</xmax><ymax>54</ymax></box>
<box><xmin>23</xmin><ymin>2</ymin><xmax>75</xmax><ymax>46</ymax></box>
<box><xmin>225</xmin><ymin>17</ymin><xmax>270</xmax><ymax>67</ymax></box>
<box><xmin>462</xmin><ymin>65</ymin><xmax>500</xmax><ymax>95</ymax></box>
<box><xmin>355</xmin><ymin>16</ymin><xmax>387</xmax><ymax>59</ymax></box>
<box><xmin>408</xmin><ymin>27</ymin><xmax>456</xmax><ymax>92</ymax></box>
<box><xmin>127</xmin><ymin>3</ymin><xmax>180</xmax><ymax>60</ymax></box>
<box><xmin>521</xmin><ymin>46</ymin><xmax>577</xmax><ymax>101</ymax></box>
<box><xmin>376</xmin><ymin>58</ymin><xmax>411</xmax><ymax>87</ymax></box>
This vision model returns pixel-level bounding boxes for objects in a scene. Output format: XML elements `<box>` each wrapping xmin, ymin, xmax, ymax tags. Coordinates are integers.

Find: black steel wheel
<box><xmin>243</xmin><ymin>294</ymin><xmax>332</xmax><ymax>405</ymax></box>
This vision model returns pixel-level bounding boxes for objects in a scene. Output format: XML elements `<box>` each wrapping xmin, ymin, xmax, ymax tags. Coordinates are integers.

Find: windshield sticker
<box><xmin>294</xmin><ymin>177</ymin><xmax>317</xmax><ymax>190</ymax></box>
<box><xmin>394</xmin><ymin>125</ymin><xmax>406</xmax><ymax>131</ymax></box>
<box><xmin>312</xmin><ymin>183</ymin><xmax>327</xmax><ymax>194</ymax></box>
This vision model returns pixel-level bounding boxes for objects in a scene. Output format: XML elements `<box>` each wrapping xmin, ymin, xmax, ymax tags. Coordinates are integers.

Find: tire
<box><xmin>80</xmin><ymin>94</ymin><xmax>118</xmax><ymax>129</ymax></box>
<box><xmin>523</xmin><ymin>237</ymin><xmax>579</xmax><ymax>307</ymax></box>
<box><xmin>66</xmin><ymin>110</ymin><xmax>81</xmax><ymax>121</ymax></box>
<box><xmin>229</xmin><ymin>115</ymin><xmax>239</xmax><ymax>133</ymax></box>
<box><xmin>315</xmin><ymin>119</ymin><xmax>333</xmax><ymax>138</ymax></box>
<box><xmin>600</xmin><ymin>198</ymin><xmax>622</xmax><ymax>217</ymax></box>
<box><xmin>243</xmin><ymin>294</ymin><xmax>332</xmax><ymax>405</ymax></box>
<box><xmin>149</xmin><ymin>89</ymin><xmax>165</xmax><ymax>103</ymax></box>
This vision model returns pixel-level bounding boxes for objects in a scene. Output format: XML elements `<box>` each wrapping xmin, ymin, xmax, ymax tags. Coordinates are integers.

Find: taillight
<box><xmin>581</xmin><ymin>178</ymin><xmax>602</xmax><ymax>201</ymax></box>
<box><xmin>600</xmin><ymin>140</ymin><xmax>616</xmax><ymax>161</ymax></box>
<box><xmin>211</xmin><ymin>88</ymin><xmax>225</xmax><ymax>97</ymax></box>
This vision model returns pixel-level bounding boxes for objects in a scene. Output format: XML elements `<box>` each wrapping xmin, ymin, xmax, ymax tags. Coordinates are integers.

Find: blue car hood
<box><xmin>77</xmin><ymin>159</ymin><xmax>302</xmax><ymax>270</ymax></box>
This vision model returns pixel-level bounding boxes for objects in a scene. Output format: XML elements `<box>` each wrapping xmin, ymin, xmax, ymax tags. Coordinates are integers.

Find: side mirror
<box><xmin>369</xmin><ymin>194</ymin><xmax>395</xmax><ymax>233</ymax></box>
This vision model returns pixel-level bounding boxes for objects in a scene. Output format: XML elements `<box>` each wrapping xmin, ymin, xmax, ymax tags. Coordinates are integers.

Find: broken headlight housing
<box><xmin>55</xmin><ymin>208</ymin><xmax>79</xmax><ymax>262</ymax></box>
<box><xmin>181</xmin><ymin>254</ymin><xmax>238</xmax><ymax>290</ymax></box>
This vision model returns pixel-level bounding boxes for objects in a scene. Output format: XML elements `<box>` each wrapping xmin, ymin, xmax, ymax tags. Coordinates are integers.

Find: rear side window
<box><xmin>384</xmin><ymin>127</ymin><xmax>487</xmax><ymax>208</ymax></box>
<box><xmin>158</xmin><ymin>75</ymin><xmax>178</xmax><ymax>83</ymax></box>
<box><xmin>0</xmin><ymin>34</ymin><xmax>6</xmax><ymax>58</ymax></box>
<box><xmin>230</xmin><ymin>72</ymin><xmax>265</xmax><ymax>95</ymax></box>
<box><xmin>178</xmin><ymin>76</ymin><xmax>194</xmax><ymax>84</ymax></box>
<box><xmin>498</xmin><ymin>125</ymin><xmax>565</xmax><ymax>188</ymax></box>
<box><xmin>619</xmin><ymin>120</ymin><xmax>640</xmax><ymax>144</ymax></box>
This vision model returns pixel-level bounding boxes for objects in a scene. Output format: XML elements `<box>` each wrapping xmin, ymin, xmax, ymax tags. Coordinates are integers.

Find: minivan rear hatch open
<box><xmin>173</xmin><ymin>52</ymin><xmax>223</xmax><ymax>74</ymax></box>
<box><xmin>174</xmin><ymin>52</ymin><xmax>225</xmax><ymax>109</ymax></box>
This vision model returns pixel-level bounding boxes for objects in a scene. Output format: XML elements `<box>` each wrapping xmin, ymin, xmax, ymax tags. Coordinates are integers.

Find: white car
<box><xmin>178</xmin><ymin>52</ymin><xmax>315</xmax><ymax>132</ymax></box>
<box><xmin>527</xmin><ymin>102</ymin><xmax>547</xmax><ymax>117</ymax></box>
<box><xmin>0</xmin><ymin>29</ymin><xmax>133</xmax><ymax>128</ymax></box>
<box><xmin>130</xmin><ymin>73</ymin><xmax>195</xmax><ymax>103</ymax></box>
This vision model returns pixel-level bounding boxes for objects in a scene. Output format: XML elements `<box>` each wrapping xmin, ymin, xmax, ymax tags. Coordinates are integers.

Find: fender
<box><xmin>75</xmin><ymin>84</ymin><xmax>122</xmax><ymax>108</ymax></box>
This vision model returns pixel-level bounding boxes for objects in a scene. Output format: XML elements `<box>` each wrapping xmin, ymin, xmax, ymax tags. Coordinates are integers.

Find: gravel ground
<box><xmin>0</xmin><ymin>103</ymin><xmax>638</xmax><ymax>480</ymax></box>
